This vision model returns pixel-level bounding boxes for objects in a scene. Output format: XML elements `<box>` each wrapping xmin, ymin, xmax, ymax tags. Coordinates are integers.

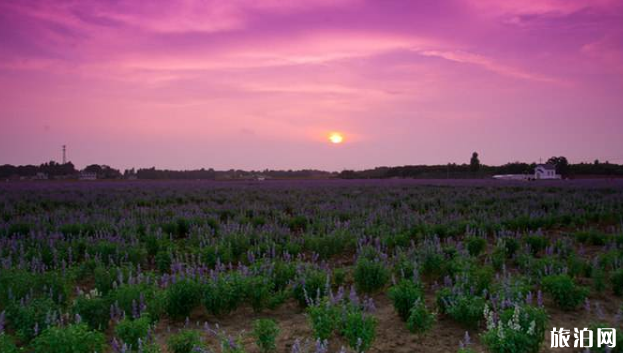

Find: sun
<box><xmin>329</xmin><ymin>133</ymin><xmax>344</xmax><ymax>144</ymax></box>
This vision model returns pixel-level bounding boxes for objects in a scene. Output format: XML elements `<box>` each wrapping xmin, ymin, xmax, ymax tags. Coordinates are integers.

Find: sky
<box><xmin>1</xmin><ymin>0</ymin><xmax>623</xmax><ymax>171</ymax></box>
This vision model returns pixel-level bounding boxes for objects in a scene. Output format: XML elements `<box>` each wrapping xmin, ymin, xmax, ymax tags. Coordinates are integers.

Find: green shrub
<box><xmin>491</xmin><ymin>246</ymin><xmax>507</xmax><ymax>270</ymax></box>
<box><xmin>436</xmin><ymin>288</ymin><xmax>485</xmax><ymax>328</ymax></box>
<box><xmin>307</xmin><ymin>299</ymin><xmax>339</xmax><ymax>340</ymax></box>
<box><xmin>167</xmin><ymin>330</ymin><xmax>204</xmax><ymax>353</ymax></box>
<box><xmin>288</xmin><ymin>216</ymin><xmax>308</xmax><ymax>232</ymax></box>
<box><xmin>611</xmin><ymin>269</ymin><xmax>623</xmax><ymax>296</ymax></box>
<box><xmin>109</xmin><ymin>284</ymin><xmax>165</xmax><ymax>322</ymax></box>
<box><xmin>252</xmin><ymin>319</ymin><xmax>280</xmax><ymax>353</ymax></box>
<box><xmin>525</xmin><ymin>235</ymin><xmax>548</xmax><ymax>255</ymax></box>
<box><xmin>406</xmin><ymin>299</ymin><xmax>435</xmax><ymax>334</ymax></box>
<box><xmin>542</xmin><ymin>274</ymin><xmax>588</xmax><ymax>310</ymax></box>
<box><xmin>0</xmin><ymin>333</ymin><xmax>19</xmax><ymax>353</ymax></box>
<box><xmin>466</xmin><ymin>237</ymin><xmax>486</xmax><ymax>257</ymax></box>
<box><xmin>203</xmin><ymin>274</ymin><xmax>246</xmax><ymax>315</ymax></box>
<box><xmin>246</xmin><ymin>276</ymin><xmax>274</xmax><ymax>312</ymax></box>
<box><xmin>341</xmin><ymin>305</ymin><xmax>377</xmax><ymax>353</ymax></box>
<box><xmin>482</xmin><ymin>305</ymin><xmax>547</xmax><ymax>353</ymax></box>
<box><xmin>503</xmin><ymin>237</ymin><xmax>520</xmax><ymax>258</ymax></box>
<box><xmin>72</xmin><ymin>295</ymin><xmax>110</xmax><ymax>331</ymax></box>
<box><xmin>388</xmin><ymin>280</ymin><xmax>423</xmax><ymax>321</ymax></box>
<box><xmin>271</xmin><ymin>261</ymin><xmax>296</xmax><ymax>291</ymax></box>
<box><xmin>166</xmin><ymin>280</ymin><xmax>202</xmax><ymax>319</ymax></box>
<box><xmin>155</xmin><ymin>251</ymin><xmax>172</xmax><ymax>273</ymax></box>
<box><xmin>575</xmin><ymin>230</ymin><xmax>609</xmax><ymax>246</ymax></box>
<box><xmin>293</xmin><ymin>268</ymin><xmax>329</xmax><ymax>307</ymax></box>
<box><xmin>219</xmin><ymin>334</ymin><xmax>247</xmax><ymax>353</ymax></box>
<box><xmin>31</xmin><ymin>324</ymin><xmax>105</xmax><ymax>353</ymax></box>
<box><xmin>592</xmin><ymin>267</ymin><xmax>606</xmax><ymax>293</ymax></box>
<box><xmin>332</xmin><ymin>268</ymin><xmax>347</xmax><ymax>287</ymax></box>
<box><xmin>93</xmin><ymin>266</ymin><xmax>115</xmax><ymax>294</ymax></box>
<box><xmin>419</xmin><ymin>251</ymin><xmax>444</xmax><ymax>278</ymax></box>
<box><xmin>468</xmin><ymin>266</ymin><xmax>495</xmax><ymax>294</ymax></box>
<box><xmin>6</xmin><ymin>297</ymin><xmax>59</xmax><ymax>342</ymax></box>
<box><xmin>114</xmin><ymin>315</ymin><xmax>151</xmax><ymax>350</ymax></box>
<box><xmin>354</xmin><ymin>258</ymin><xmax>390</xmax><ymax>293</ymax></box>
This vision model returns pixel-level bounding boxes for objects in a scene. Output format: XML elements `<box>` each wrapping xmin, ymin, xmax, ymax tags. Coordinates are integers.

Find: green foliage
<box><xmin>611</xmin><ymin>268</ymin><xmax>623</xmax><ymax>296</ymax></box>
<box><xmin>72</xmin><ymin>294</ymin><xmax>110</xmax><ymax>331</ymax></box>
<box><xmin>167</xmin><ymin>330</ymin><xmax>204</xmax><ymax>353</ymax></box>
<box><xmin>203</xmin><ymin>274</ymin><xmax>246</xmax><ymax>315</ymax></box>
<box><xmin>466</xmin><ymin>236</ymin><xmax>487</xmax><ymax>257</ymax></box>
<box><xmin>306</xmin><ymin>297</ymin><xmax>377</xmax><ymax>352</ymax></box>
<box><xmin>482</xmin><ymin>305</ymin><xmax>548</xmax><ymax>353</ymax></box>
<box><xmin>219</xmin><ymin>334</ymin><xmax>247</xmax><ymax>353</ymax></box>
<box><xmin>524</xmin><ymin>235</ymin><xmax>548</xmax><ymax>255</ymax></box>
<box><xmin>31</xmin><ymin>324</ymin><xmax>105</xmax><ymax>353</ymax></box>
<box><xmin>541</xmin><ymin>274</ymin><xmax>588</xmax><ymax>310</ymax></box>
<box><xmin>354</xmin><ymin>258</ymin><xmax>390</xmax><ymax>293</ymax></box>
<box><xmin>458</xmin><ymin>349</ymin><xmax>478</xmax><ymax>353</ymax></box>
<box><xmin>574</xmin><ymin>230</ymin><xmax>609</xmax><ymax>246</ymax></box>
<box><xmin>246</xmin><ymin>276</ymin><xmax>274</xmax><ymax>312</ymax></box>
<box><xmin>406</xmin><ymin>299</ymin><xmax>435</xmax><ymax>334</ymax></box>
<box><xmin>166</xmin><ymin>280</ymin><xmax>202</xmax><ymax>320</ymax></box>
<box><xmin>307</xmin><ymin>299</ymin><xmax>339</xmax><ymax>340</ymax></box>
<box><xmin>388</xmin><ymin>280</ymin><xmax>423</xmax><ymax>321</ymax></box>
<box><xmin>6</xmin><ymin>297</ymin><xmax>59</xmax><ymax>342</ymax></box>
<box><xmin>93</xmin><ymin>266</ymin><xmax>115</xmax><ymax>294</ymax></box>
<box><xmin>491</xmin><ymin>246</ymin><xmax>507</xmax><ymax>271</ymax></box>
<box><xmin>252</xmin><ymin>319</ymin><xmax>280</xmax><ymax>353</ymax></box>
<box><xmin>293</xmin><ymin>268</ymin><xmax>329</xmax><ymax>307</ymax></box>
<box><xmin>436</xmin><ymin>288</ymin><xmax>485</xmax><ymax>328</ymax></box>
<box><xmin>592</xmin><ymin>267</ymin><xmax>606</xmax><ymax>293</ymax></box>
<box><xmin>468</xmin><ymin>265</ymin><xmax>495</xmax><ymax>294</ymax></box>
<box><xmin>155</xmin><ymin>251</ymin><xmax>172</xmax><ymax>273</ymax></box>
<box><xmin>0</xmin><ymin>333</ymin><xmax>19</xmax><ymax>353</ymax></box>
<box><xmin>288</xmin><ymin>216</ymin><xmax>308</xmax><ymax>232</ymax></box>
<box><xmin>332</xmin><ymin>268</ymin><xmax>347</xmax><ymax>287</ymax></box>
<box><xmin>109</xmin><ymin>284</ymin><xmax>165</xmax><ymax>322</ymax></box>
<box><xmin>114</xmin><ymin>315</ymin><xmax>151</xmax><ymax>350</ymax></box>
<box><xmin>502</xmin><ymin>237</ymin><xmax>520</xmax><ymax>258</ymax></box>
<box><xmin>341</xmin><ymin>305</ymin><xmax>377</xmax><ymax>353</ymax></box>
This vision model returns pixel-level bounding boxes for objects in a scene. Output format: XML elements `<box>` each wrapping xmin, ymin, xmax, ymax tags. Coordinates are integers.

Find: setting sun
<box><xmin>329</xmin><ymin>133</ymin><xmax>344</xmax><ymax>144</ymax></box>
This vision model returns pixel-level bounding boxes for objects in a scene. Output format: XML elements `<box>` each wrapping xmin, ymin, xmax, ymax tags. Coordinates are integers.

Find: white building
<box><xmin>493</xmin><ymin>164</ymin><xmax>561</xmax><ymax>181</ymax></box>
<box><xmin>79</xmin><ymin>172</ymin><xmax>97</xmax><ymax>181</ymax></box>
<box><xmin>534</xmin><ymin>164</ymin><xmax>561</xmax><ymax>180</ymax></box>
<box><xmin>34</xmin><ymin>172</ymin><xmax>48</xmax><ymax>180</ymax></box>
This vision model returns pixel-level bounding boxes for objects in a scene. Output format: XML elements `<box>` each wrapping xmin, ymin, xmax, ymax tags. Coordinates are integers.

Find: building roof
<box><xmin>536</xmin><ymin>164</ymin><xmax>556</xmax><ymax>171</ymax></box>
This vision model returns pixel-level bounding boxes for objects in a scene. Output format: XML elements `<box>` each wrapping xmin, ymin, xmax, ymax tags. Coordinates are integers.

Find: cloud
<box><xmin>2</xmin><ymin>0</ymin><xmax>360</xmax><ymax>36</ymax></box>
<box><xmin>417</xmin><ymin>50</ymin><xmax>560</xmax><ymax>83</ymax></box>
<box><xmin>464</xmin><ymin>0</ymin><xmax>620</xmax><ymax>17</ymax></box>
<box><xmin>581</xmin><ymin>34</ymin><xmax>623</xmax><ymax>74</ymax></box>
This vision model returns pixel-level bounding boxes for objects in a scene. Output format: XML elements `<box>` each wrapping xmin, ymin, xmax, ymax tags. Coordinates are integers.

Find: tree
<box><xmin>546</xmin><ymin>156</ymin><xmax>569</xmax><ymax>176</ymax></box>
<box><xmin>470</xmin><ymin>152</ymin><xmax>480</xmax><ymax>172</ymax></box>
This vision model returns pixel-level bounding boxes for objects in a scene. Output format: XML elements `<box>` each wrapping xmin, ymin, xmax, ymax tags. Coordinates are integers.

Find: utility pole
<box><xmin>62</xmin><ymin>145</ymin><xmax>66</xmax><ymax>164</ymax></box>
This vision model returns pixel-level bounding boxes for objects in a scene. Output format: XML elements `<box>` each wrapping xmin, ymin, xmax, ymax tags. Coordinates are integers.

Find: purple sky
<box><xmin>1</xmin><ymin>0</ymin><xmax>623</xmax><ymax>171</ymax></box>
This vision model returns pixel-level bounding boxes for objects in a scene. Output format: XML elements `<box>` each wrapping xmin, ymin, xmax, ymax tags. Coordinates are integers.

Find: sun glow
<box><xmin>329</xmin><ymin>133</ymin><xmax>344</xmax><ymax>144</ymax></box>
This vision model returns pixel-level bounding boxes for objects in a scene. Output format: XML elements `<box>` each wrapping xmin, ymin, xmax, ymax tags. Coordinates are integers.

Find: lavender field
<box><xmin>1</xmin><ymin>179</ymin><xmax>622</xmax><ymax>353</ymax></box>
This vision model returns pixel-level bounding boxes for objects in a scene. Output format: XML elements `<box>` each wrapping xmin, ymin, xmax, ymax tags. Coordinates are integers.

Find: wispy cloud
<box><xmin>417</xmin><ymin>50</ymin><xmax>562</xmax><ymax>83</ymax></box>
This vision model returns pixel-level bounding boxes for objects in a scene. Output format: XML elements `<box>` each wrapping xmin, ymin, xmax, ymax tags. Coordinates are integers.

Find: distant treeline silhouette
<box><xmin>1</xmin><ymin>156</ymin><xmax>622</xmax><ymax>180</ymax></box>
<box><xmin>0</xmin><ymin>163</ymin><xmax>333</xmax><ymax>180</ymax></box>
<box><xmin>338</xmin><ymin>158</ymin><xmax>623</xmax><ymax>179</ymax></box>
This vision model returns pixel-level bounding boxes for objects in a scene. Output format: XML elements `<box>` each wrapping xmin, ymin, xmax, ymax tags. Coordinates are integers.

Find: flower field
<box><xmin>0</xmin><ymin>179</ymin><xmax>622</xmax><ymax>353</ymax></box>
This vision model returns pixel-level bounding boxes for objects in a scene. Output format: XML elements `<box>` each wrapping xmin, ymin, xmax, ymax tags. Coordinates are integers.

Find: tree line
<box><xmin>1</xmin><ymin>155</ymin><xmax>622</xmax><ymax>180</ymax></box>
<box><xmin>338</xmin><ymin>155</ymin><xmax>623</xmax><ymax>179</ymax></box>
